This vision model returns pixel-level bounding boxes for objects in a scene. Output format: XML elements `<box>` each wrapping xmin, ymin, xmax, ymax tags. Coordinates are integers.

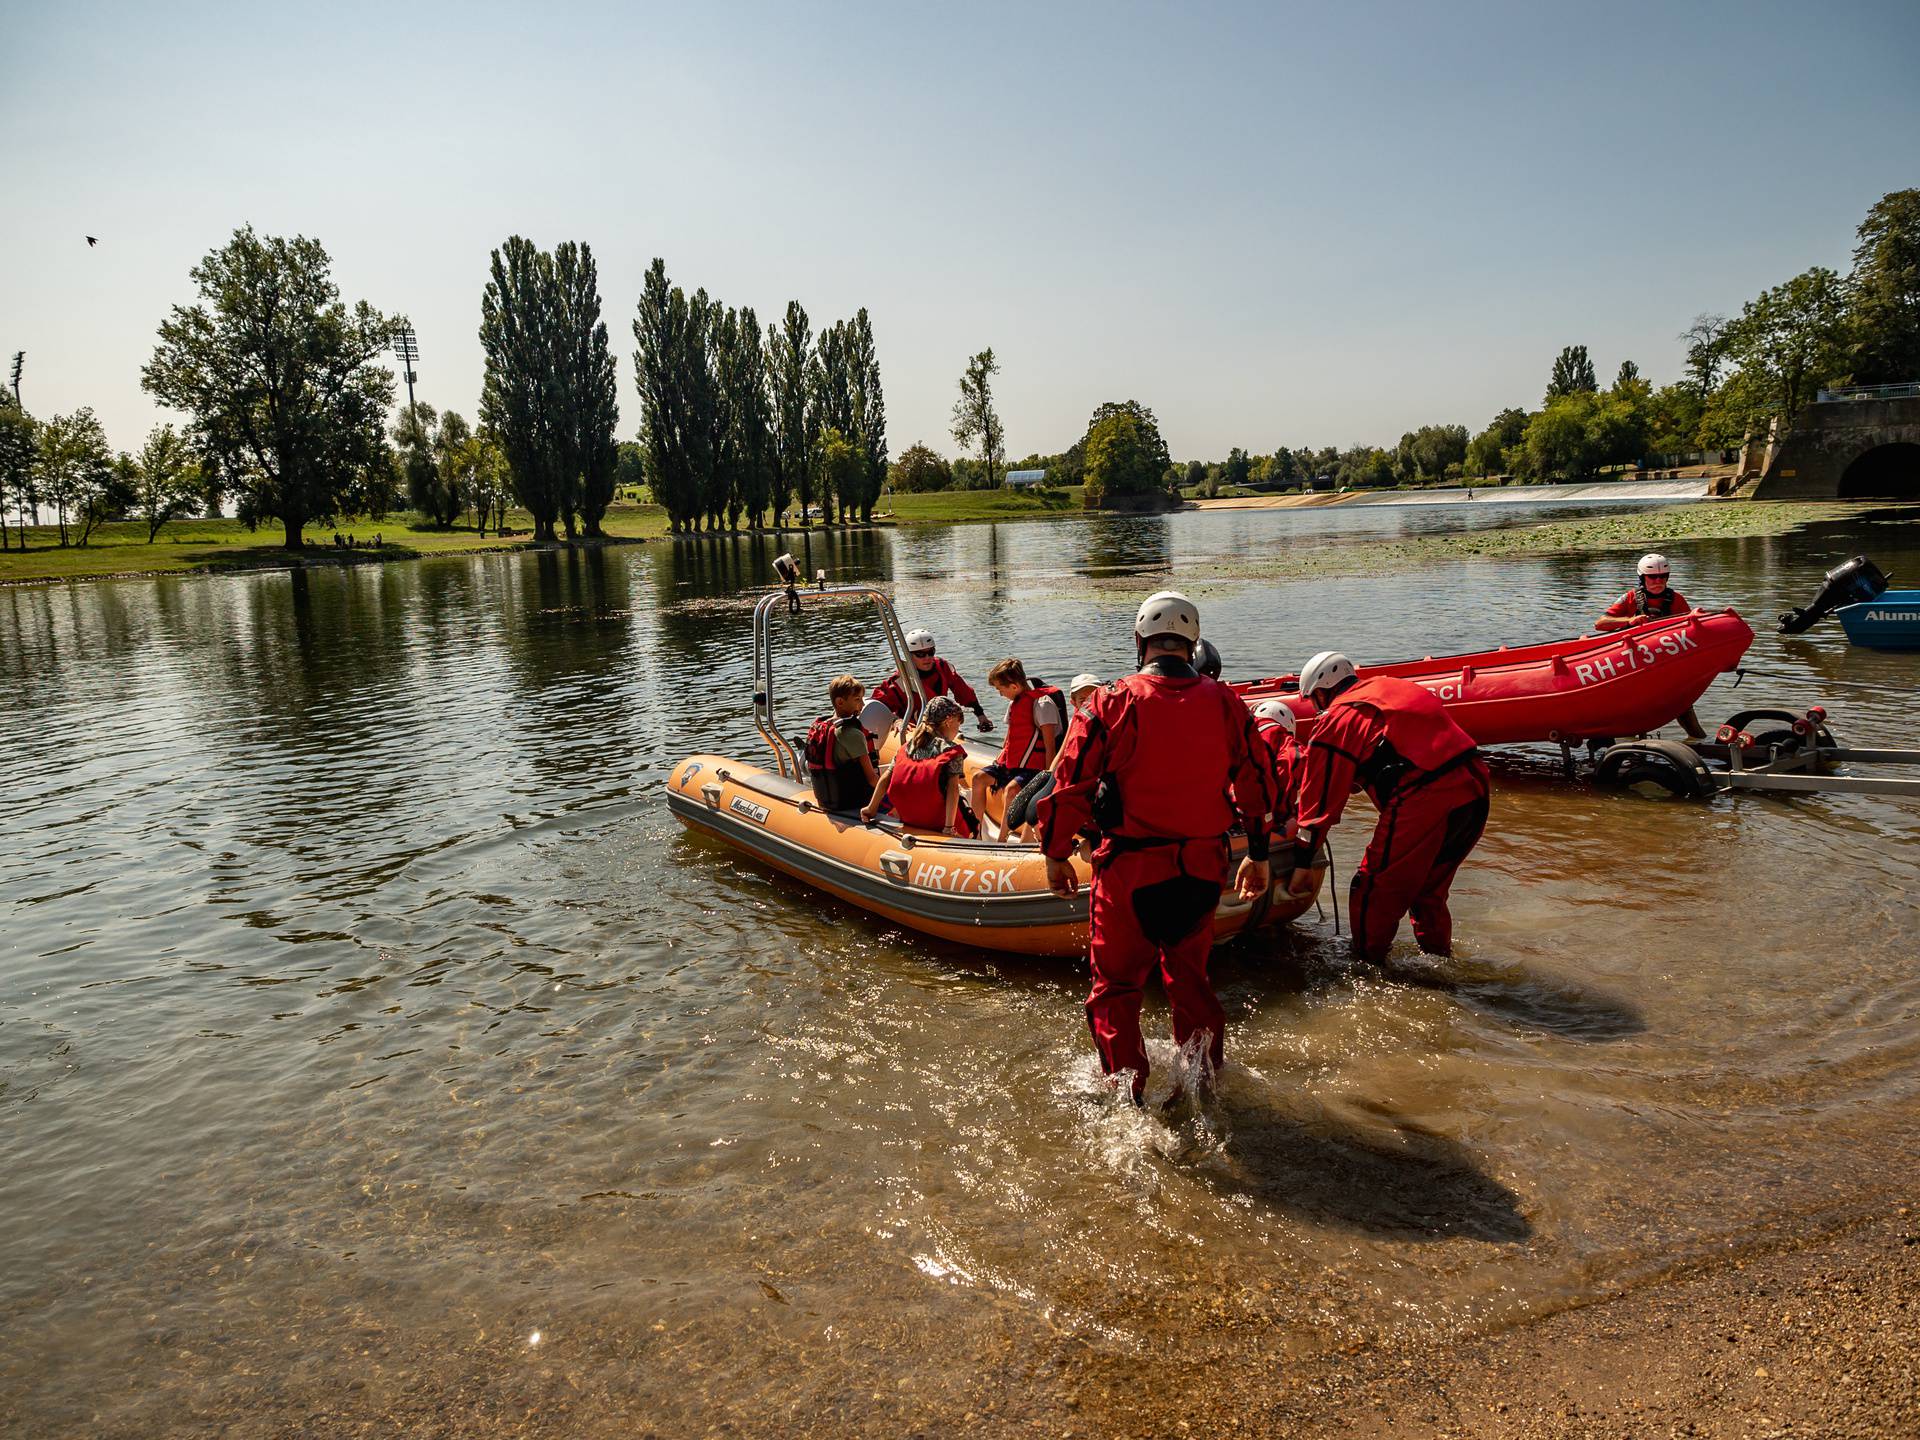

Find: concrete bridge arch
<box><xmin>1753</xmin><ymin>389</ymin><xmax>1920</xmax><ymax>500</ymax></box>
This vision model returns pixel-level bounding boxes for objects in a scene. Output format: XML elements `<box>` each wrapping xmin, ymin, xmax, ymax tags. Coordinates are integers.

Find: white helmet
<box><xmin>904</xmin><ymin>627</ymin><xmax>936</xmax><ymax>653</ymax></box>
<box><xmin>1252</xmin><ymin>699</ymin><xmax>1296</xmax><ymax>734</ymax></box>
<box><xmin>1299</xmin><ymin>650</ymin><xmax>1356</xmax><ymax>700</ymax></box>
<box><xmin>1637</xmin><ymin>553</ymin><xmax>1670</xmax><ymax>577</ymax></box>
<box><xmin>1134</xmin><ymin>590</ymin><xmax>1200</xmax><ymax>644</ymax></box>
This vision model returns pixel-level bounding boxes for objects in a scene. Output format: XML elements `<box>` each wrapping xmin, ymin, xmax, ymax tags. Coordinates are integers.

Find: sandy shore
<box><xmin>1282</xmin><ymin>1205</ymin><xmax>1916</xmax><ymax>1438</ymax></box>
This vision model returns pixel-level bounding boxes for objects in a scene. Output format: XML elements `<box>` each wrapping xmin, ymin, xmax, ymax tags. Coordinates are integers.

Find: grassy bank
<box><xmin>0</xmin><ymin>503</ymin><xmax>682</xmax><ymax>585</ymax></box>
<box><xmin>880</xmin><ymin>485</ymin><xmax>1083</xmax><ymax>523</ymax></box>
<box><xmin>0</xmin><ymin>488</ymin><xmax>1102</xmax><ymax>585</ymax></box>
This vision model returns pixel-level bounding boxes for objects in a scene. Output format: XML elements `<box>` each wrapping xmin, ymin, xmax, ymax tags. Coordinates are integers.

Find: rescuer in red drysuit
<box><xmin>871</xmin><ymin>627</ymin><xmax>992</xmax><ymax>732</ymax></box>
<box><xmin>1594</xmin><ymin>552</ymin><xmax>1707</xmax><ymax>740</ymax></box>
<box><xmin>1251</xmin><ymin>699</ymin><xmax>1305</xmax><ymax>827</ymax></box>
<box><xmin>1039</xmin><ymin>591</ymin><xmax>1272</xmax><ymax>1103</ymax></box>
<box><xmin>1286</xmin><ymin>651</ymin><xmax>1490</xmax><ymax>966</ymax></box>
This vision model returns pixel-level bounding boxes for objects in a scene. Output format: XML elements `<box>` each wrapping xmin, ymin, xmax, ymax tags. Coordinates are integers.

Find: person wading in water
<box><xmin>1038</xmin><ymin>592</ymin><xmax>1271</xmax><ymax>1104</ymax></box>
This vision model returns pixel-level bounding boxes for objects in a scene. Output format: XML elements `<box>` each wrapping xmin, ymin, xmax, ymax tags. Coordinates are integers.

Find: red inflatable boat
<box><xmin>1235</xmin><ymin>609</ymin><xmax>1755</xmax><ymax>746</ymax></box>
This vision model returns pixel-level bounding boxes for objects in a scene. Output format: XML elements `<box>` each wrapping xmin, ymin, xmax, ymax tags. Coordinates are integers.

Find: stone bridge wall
<box><xmin>1752</xmin><ymin>396</ymin><xmax>1920</xmax><ymax>499</ymax></box>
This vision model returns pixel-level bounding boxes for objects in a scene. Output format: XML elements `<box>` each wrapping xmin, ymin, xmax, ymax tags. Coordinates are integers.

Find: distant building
<box><xmin>1005</xmin><ymin>469</ymin><xmax>1047</xmax><ymax>489</ymax></box>
<box><xmin>1307</xmin><ymin>473</ymin><xmax>1335</xmax><ymax>491</ymax></box>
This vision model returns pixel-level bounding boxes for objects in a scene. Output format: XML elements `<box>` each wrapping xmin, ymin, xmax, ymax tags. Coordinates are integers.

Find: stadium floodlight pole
<box><xmin>392</xmin><ymin>327</ymin><xmax>419</xmax><ymax>414</ymax></box>
<box><xmin>9</xmin><ymin>351</ymin><xmax>22</xmax><ymax>405</ymax></box>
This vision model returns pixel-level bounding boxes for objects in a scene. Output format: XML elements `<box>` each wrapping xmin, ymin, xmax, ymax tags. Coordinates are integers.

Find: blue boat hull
<box><xmin>1837</xmin><ymin>590</ymin><xmax>1920</xmax><ymax>649</ymax></box>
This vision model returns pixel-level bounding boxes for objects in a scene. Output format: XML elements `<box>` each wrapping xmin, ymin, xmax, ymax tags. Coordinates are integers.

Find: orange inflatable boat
<box><xmin>667</xmin><ymin>580</ymin><xmax>1326</xmax><ymax>958</ymax></box>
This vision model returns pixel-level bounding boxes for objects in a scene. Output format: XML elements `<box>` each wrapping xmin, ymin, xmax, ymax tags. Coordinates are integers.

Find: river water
<box><xmin>4</xmin><ymin>498</ymin><xmax>1918</xmax><ymax>1435</ymax></box>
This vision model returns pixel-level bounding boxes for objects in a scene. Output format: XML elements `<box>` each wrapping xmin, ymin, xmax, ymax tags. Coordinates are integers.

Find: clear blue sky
<box><xmin>3</xmin><ymin>0</ymin><xmax>1917</xmax><ymax>462</ymax></box>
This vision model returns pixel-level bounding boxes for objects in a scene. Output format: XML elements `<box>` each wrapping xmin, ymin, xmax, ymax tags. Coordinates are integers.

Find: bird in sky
<box><xmin>85</xmin><ymin>236</ymin><xmax>97</xmax><ymax>247</ymax></box>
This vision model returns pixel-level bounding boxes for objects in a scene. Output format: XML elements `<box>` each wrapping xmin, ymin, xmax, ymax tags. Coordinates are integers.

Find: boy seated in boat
<box><xmin>804</xmin><ymin>675</ymin><xmax>881</xmax><ymax>814</ymax></box>
<box><xmin>971</xmin><ymin>659</ymin><xmax>1065</xmax><ymax>843</ymax></box>
<box><xmin>861</xmin><ymin>696</ymin><xmax>976</xmax><ymax>836</ymax></box>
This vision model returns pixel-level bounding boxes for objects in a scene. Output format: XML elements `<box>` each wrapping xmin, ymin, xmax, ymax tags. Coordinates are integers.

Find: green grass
<box><xmin>0</xmin><ymin>501</ymin><xmax>676</xmax><ymax>586</ymax></box>
<box><xmin>880</xmin><ymin>486</ymin><xmax>1083</xmax><ymax>524</ymax></box>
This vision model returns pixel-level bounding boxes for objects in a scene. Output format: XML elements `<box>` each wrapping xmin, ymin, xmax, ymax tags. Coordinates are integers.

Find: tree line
<box><xmin>631</xmin><ymin>263</ymin><xmax>886</xmax><ymax>533</ymax></box>
<box><xmin>889</xmin><ymin>187</ymin><xmax>1919</xmax><ymax>497</ymax></box>
<box><xmin>3</xmin><ymin>227</ymin><xmax>889</xmax><ymax>552</ymax></box>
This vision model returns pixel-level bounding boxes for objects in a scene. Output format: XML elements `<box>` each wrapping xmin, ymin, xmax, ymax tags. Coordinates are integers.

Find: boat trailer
<box><xmin>1589</xmin><ymin>707</ymin><xmax>1920</xmax><ymax>801</ymax></box>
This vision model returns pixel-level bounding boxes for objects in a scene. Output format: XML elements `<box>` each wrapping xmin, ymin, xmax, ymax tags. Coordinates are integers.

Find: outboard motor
<box><xmin>1778</xmin><ymin>555</ymin><xmax>1890</xmax><ymax>634</ymax></box>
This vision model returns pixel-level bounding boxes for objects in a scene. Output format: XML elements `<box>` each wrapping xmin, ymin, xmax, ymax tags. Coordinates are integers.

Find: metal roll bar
<box><xmin>752</xmin><ymin>572</ymin><xmax>926</xmax><ymax>779</ymax></box>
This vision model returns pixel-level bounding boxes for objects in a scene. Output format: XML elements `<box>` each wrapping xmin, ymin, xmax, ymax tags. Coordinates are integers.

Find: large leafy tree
<box><xmin>132</xmin><ymin>424</ymin><xmax>202</xmax><ymax>542</ymax></box>
<box><xmin>768</xmin><ymin>302</ymin><xmax>814</xmax><ymax>524</ymax></box>
<box><xmin>950</xmin><ymin>348</ymin><xmax>1004</xmax><ymax>490</ymax></box>
<box><xmin>0</xmin><ymin>398</ymin><xmax>36</xmax><ymax>551</ymax></box>
<box><xmin>1848</xmin><ymin>188</ymin><xmax>1920</xmax><ymax>384</ymax></box>
<box><xmin>143</xmin><ymin>227</ymin><xmax>397</xmax><ymax>550</ymax></box>
<box><xmin>1545</xmin><ymin>344</ymin><xmax>1597</xmax><ymax>402</ymax></box>
<box><xmin>1722</xmin><ymin>266</ymin><xmax>1852</xmax><ymax>423</ymax></box>
<box><xmin>1082</xmin><ymin>405</ymin><xmax>1170</xmax><ymax>506</ymax></box>
<box><xmin>35</xmin><ymin>408</ymin><xmax>115</xmax><ymax>545</ymax></box>
<box><xmin>1466</xmin><ymin>407</ymin><xmax>1529</xmax><ymax>478</ymax></box>
<box><xmin>815</xmin><ymin>427</ymin><xmax>865</xmax><ymax>523</ymax></box>
<box><xmin>392</xmin><ymin>402</ymin><xmax>453</xmax><ymax>524</ymax></box>
<box><xmin>889</xmin><ymin>442</ymin><xmax>952</xmax><ymax>493</ymax></box>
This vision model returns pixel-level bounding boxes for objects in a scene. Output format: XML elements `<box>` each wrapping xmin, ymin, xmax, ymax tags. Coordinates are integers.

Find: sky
<box><xmin>3</xmin><ymin>0</ymin><xmax>1918</xmax><ymax>463</ymax></box>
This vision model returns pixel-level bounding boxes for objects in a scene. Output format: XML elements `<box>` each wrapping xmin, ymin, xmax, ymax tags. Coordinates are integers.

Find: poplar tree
<box><xmin>848</xmin><ymin>309</ymin><xmax>887</xmax><ymax>523</ymax></box>
<box><xmin>632</xmin><ymin>259</ymin><xmax>717</xmax><ymax>534</ymax></box>
<box><xmin>551</xmin><ymin>242</ymin><xmax>619</xmax><ymax>537</ymax></box>
<box><xmin>730</xmin><ymin>306</ymin><xmax>775</xmax><ymax>528</ymax></box>
<box><xmin>769</xmin><ymin>302</ymin><xmax>815</xmax><ymax>525</ymax></box>
<box><xmin>480</xmin><ymin>237</ymin><xmax>566</xmax><ymax>541</ymax></box>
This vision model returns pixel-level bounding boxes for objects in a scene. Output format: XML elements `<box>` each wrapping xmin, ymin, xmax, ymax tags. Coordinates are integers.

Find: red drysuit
<box><xmin>1039</xmin><ymin>660</ymin><xmax>1272</xmax><ymax>1100</ymax></box>
<box><xmin>1255</xmin><ymin>717</ymin><xmax>1303</xmax><ymax>828</ymax></box>
<box><xmin>1295</xmin><ymin>675</ymin><xmax>1489</xmax><ymax>964</ymax></box>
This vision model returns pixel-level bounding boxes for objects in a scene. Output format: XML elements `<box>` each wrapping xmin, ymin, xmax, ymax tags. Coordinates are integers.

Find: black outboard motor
<box><xmin>1778</xmin><ymin>555</ymin><xmax>1890</xmax><ymax>634</ymax></box>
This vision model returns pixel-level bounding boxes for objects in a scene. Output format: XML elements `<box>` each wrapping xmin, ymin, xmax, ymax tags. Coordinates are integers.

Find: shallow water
<box><xmin>4</xmin><ymin>498</ymin><xmax>1918</xmax><ymax>1434</ymax></box>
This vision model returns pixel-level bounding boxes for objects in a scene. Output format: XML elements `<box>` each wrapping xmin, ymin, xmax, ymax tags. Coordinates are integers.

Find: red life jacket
<box><xmin>803</xmin><ymin>713</ymin><xmax>877</xmax><ymax>811</ymax></box>
<box><xmin>1107</xmin><ymin>672</ymin><xmax>1241</xmax><ymax>840</ymax></box>
<box><xmin>1629</xmin><ymin>583</ymin><xmax>1688</xmax><ymax>618</ymax></box>
<box><xmin>1326</xmin><ymin>675</ymin><xmax>1476</xmax><ymax>798</ymax></box>
<box><xmin>997</xmin><ymin>683</ymin><xmax>1066</xmax><ymax>770</ymax></box>
<box><xmin>888</xmin><ymin>744</ymin><xmax>974</xmax><ymax>835</ymax></box>
<box><xmin>874</xmin><ymin>657</ymin><xmax>975</xmax><ymax>717</ymax></box>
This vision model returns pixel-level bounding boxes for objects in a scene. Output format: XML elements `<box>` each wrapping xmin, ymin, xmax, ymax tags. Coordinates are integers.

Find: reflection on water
<box><xmin>3</xmin><ymin>498</ymin><xmax>1918</xmax><ymax>1432</ymax></box>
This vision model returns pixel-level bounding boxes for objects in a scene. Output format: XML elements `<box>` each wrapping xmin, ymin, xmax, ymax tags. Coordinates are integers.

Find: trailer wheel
<box><xmin>1594</xmin><ymin>740</ymin><xmax>1717</xmax><ymax>800</ymax></box>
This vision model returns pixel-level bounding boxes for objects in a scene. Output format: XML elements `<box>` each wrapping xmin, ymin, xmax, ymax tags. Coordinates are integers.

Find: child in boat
<box><xmin>861</xmin><ymin>696</ymin><xmax>975</xmax><ymax>836</ymax></box>
<box><xmin>971</xmin><ymin>659</ymin><xmax>1066</xmax><ymax>843</ymax></box>
<box><xmin>804</xmin><ymin>674</ymin><xmax>881</xmax><ymax>813</ymax></box>
<box><xmin>1001</xmin><ymin>673</ymin><xmax>1103</xmax><ymax>842</ymax></box>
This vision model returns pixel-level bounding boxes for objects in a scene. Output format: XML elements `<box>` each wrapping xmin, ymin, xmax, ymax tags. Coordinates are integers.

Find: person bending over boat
<box><xmin>872</xmin><ymin>628</ymin><xmax>992</xmax><ymax>732</ymax></box>
<box><xmin>861</xmin><ymin>696</ymin><xmax>975</xmax><ymax>836</ymax></box>
<box><xmin>1286</xmin><ymin>652</ymin><xmax>1489</xmax><ymax>968</ymax></box>
<box><xmin>804</xmin><ymin>674</ymin><xmax>881</xmax><ymax>814</ymax></box>
<box><xmin>972</xmin><ymin>659</ymin><xmax>1065</xmax><ymax>843</ymax></box>
<box><xmin>1001</xmin><ymin>673</ymin><xmax>1103</xmax><ymax>841</ymax></box>
<box><xmin>1594</xmin><ymin>553</ymin><xmax>1708</xmax><ymax>740</ymax></box>
<box><xmin>1251</xmin><ymin>699</ymin><xmax>1304</xmax><ymax>821</ymax></box>
<box><xmin>1038</xmin><ymin>592</ymin><xmax>1272</xmax><ymax>1105</ymax></box>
